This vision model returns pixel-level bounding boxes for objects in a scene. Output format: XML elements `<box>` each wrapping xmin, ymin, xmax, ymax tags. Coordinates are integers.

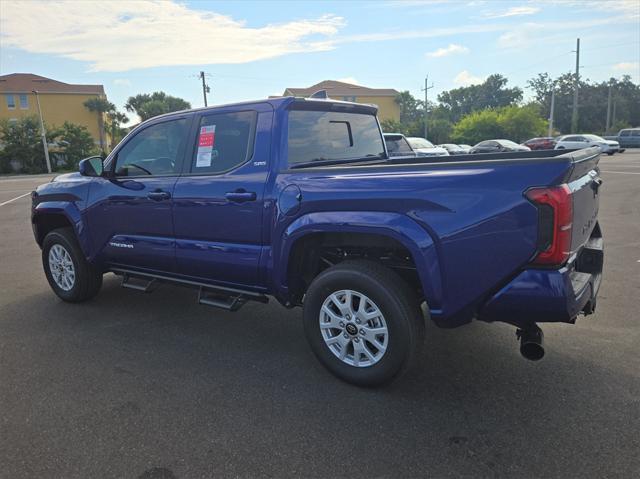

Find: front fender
<box><xmin>272</xmin><ymin>211</ymin><xmax>443</xmax><ymax>312</ymax></box>
<box><xmin>32</xmin><ymin>200</ymin><xmax>91</xmax><ymax>258</ymax></box>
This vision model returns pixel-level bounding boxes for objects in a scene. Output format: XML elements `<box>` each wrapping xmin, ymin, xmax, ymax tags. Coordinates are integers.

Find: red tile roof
<box><xmin>284</xmin><ymin>80</ymin><xmax>398</xmax><ymax>98</ymax></box>
<box><xmin>0</xmin><ymin>73</ymin><xmax>105</xmax><ymax>95</ymax></box>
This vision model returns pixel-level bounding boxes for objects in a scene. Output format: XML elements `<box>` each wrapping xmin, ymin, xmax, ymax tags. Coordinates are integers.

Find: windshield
<box><xmin>584</xmin><ymin>134</ymin><xmax>605</xmax><ymax>141</ymax></box>
<box><xmin>407</xmin><ymin>137</ymin><xmax>434</xmax><ymax>149</ymax></box>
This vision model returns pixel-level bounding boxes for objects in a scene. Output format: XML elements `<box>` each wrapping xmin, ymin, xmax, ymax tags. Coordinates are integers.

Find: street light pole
<box><xmin>548</xmin><ymin>87</ymin><xmax>556</xmax><ymax>137</ymax></box>
<box><xmin>32</xmin><ymin>90</ymin><xmax>52</xmax><ymax>174</ymax></box>
<box><xmin>422</xmin><ymin>75</ymin><xmax>434</xmax><ymax>140</ymax></box>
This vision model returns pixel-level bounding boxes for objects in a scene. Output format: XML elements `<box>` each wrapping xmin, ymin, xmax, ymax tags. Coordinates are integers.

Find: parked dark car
<box><xmin>470</xmin><ymin>139</ymin><xmax>531</xmax><ymax>154</ymax></box>
<box><xmin>383</xmin><ymin>133</ymin><xmax>416</xmax><ymax>157</ymax></box>
<box><xmin>438</xmin><ymin>143</ymin><xmax>467</xmax><ymax>155</ymax></box>
<box><xmin>523</xmin><ymin>137</ymin><xmax>557</xmax><ymax>150</ymax></box>
<box><xmin>604</xmin><ymin>128</ymin><xmax>640</xmax><ymax>149</ymax></box>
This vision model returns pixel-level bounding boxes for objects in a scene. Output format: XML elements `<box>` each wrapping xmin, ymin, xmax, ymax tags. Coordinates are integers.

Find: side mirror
<box><xmin>79</xmin><ymin>156</ymin><xmax>104</xmax><ymax>177</ymax></box>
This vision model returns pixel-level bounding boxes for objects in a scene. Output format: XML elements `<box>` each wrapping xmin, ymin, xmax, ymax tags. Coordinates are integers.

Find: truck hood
<box><xmin>51</xmin><ymin>172</ymin><xmax>85</xmax><ymax>182</ymax></box>
<box><xmin>35</xmin><ymin>171</ymin><xmax>91</xmax><ymax>197</ymax></box>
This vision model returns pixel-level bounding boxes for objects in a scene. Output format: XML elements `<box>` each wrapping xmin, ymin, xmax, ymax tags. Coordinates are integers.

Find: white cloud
<box><xmin>336</xmin><ymin>77</ymin><xmax>360</xmax><ymax>85</ymax></box>
<box><xmin>426</xmin><ymin>43</ymin><xmax>469</xmax><ymax>58</ymax></box>
<box><xmin>113</xmin><ymin>79</ymin><xmax>131</xmax><ymax>86</ymax></box>
<box><xmin>497</xmin><ymin>29</ymin><xmax>531</xmax><ymax>48</ymax></box>
<box><xmin>484</xmin><ymin>6</ymin><xmax>540</xmax><ymax>18</ymax></box>
<box><xmin>453</xmin><ymin>70</ymin><xmax>485</xmax><ymax>86</ymax></box>
<box><xmin>0</xmin><ymin>1</ymin><xmax>345</xmax><ymax>72</ymax></box>
<box><xmin>612</xmin><ymin>62</ymin><xmax>640</xmax><ymax>74</ymax></box>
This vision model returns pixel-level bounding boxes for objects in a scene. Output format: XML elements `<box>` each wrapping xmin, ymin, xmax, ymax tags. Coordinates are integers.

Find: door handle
<box><xmin>225</xmin><ymin>190</ymin><xmax>257</xmax><ymax>202</ymax></box>
<box><xmin>147</xmin><ymin>190</ymin><xmax>171</xmax><ymax>201</ymax></box>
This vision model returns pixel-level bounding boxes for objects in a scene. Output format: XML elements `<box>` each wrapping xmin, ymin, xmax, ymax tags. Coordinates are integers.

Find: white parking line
<box><xmin>600</xmin><ymin>170</ymin><xmax>640</xmax><ymax>175</ymax></box>
<box><xmin>0</xmin><ymin>192</ymin><xmax>30</xmax><ymax>207</ymax></box>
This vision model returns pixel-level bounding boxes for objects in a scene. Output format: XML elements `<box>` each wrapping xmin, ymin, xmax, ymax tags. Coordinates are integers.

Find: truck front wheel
<box><xmin>42</xmin><ymin>228</ymin><xmax>103</xmax><ymax>302</ymax></box>
<box><xmin>303</xmin><ymin>260</ymin><xmax>424</xmax><ymax>386</ymax></box>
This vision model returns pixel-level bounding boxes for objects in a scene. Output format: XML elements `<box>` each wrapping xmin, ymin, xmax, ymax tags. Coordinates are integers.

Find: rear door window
<box><xmin>190</xmin><ymin>111</ymin><xmax>256</xmax><ymax>174</ymax></box>
<box><xmin>287</xmin><ymin>110</ymin><xmax>384</xmax><ymax>165</ymax></box>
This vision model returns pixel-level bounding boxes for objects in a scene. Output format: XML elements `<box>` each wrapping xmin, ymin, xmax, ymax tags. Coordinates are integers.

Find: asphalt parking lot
<box><xmin>1</xmin><ymin>153</ymin><xmax>639</xmax><ymax>478</ymax></box>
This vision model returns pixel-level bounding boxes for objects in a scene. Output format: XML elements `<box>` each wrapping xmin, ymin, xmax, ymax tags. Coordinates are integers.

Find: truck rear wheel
<box><xmin>42</xmin><ymin>228</ymin><xmax>103</xmax><ymax>302</ymax></box>
<box><xmin>303</xmin><ymin>260</ymin><xmax>424</xmax><ymax>386</ymax></box>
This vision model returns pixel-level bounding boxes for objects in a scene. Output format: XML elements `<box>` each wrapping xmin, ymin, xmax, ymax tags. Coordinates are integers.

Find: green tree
<box><xmin>107</xmin><ymin>110</ymin><xmax>129</xmax><ymax>147</ymax></box>
<box><xmin>450</xmin><ymin>105</ymin><xmax>547</xmax><ymax>144</ymax></box>
<box><xmin>83</xmin><ymin>97</ymin><xmax>115</xmax><ymax>153</ymax></box>
<box><xmin>425</xmin><ymin>119</ymin><xmax>453</xmax><ymax>144</ymax></box>
<box><xmin>498</xmin><ymin>104</ymin><xmax>547</xmax><ymax>142</ymax></box>
<box><xmin>54</xmin><ymin>122</ymin><xmax>99</xmax><ymax>168</ymax></box>
<box><xmin>451</xmin><ymin>109</ymin><xmax>502</xmax><ymax>144</ymax></box>
<box><xmin>438</xmin><ymin>74</ymin><xmax>523</xmax><ymax>123</ymax></box>
<box><xmin>380</xmin><ymin>119</ymin><xmax>406</xmax><ymax>134</ymax></box>
<box><xmin>125</xmin><ymin>92</ymin><xmax>191</xmax><ymax>121</ymax></box>
<box><xmin>527</xmin><ymin>73</ymin><xmax>640</xmax><ymax>134</ymax></box>
<box><xmin>394</xmin><ymin>91</ymin><xmax>424</xmax><ymax>124</ymax></box>
<box><xmin>0</xmin><ymin>117</ymin><xmax>54</xmax><ymax>174</ymax></box>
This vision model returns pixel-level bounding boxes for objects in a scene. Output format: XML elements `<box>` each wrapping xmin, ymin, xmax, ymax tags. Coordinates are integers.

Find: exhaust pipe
<box><xmin>517</xmin><ymin>325</ymin><xmax>545</xmax><ymax>361</ymax></box>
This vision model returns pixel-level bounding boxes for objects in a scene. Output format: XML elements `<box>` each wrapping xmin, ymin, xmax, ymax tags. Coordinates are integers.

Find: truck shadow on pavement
<box><xmin>2</xmin><ymin>274</ymin><xmax>635</xmax><ymax>478</ymax></box>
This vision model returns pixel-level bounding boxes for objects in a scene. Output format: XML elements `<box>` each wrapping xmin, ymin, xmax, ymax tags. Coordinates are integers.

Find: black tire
<box><xmin>303</xmin><ymin>260</ymin><xmax>424</xmax><ymax>387</ymax></box>
<box><xmin>42</xmin><ymin>227</ymin><xmax>103</xmax><ymax>302</ymax></box>
<box><xmin>607</xmin><ymin>151</ymin><xmax>614</xmax><ymax>156</ymax></box>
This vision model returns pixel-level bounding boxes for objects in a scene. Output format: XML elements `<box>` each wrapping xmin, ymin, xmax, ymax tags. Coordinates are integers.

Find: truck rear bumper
<box><xmin>479</xmin><ymin>236</ymin><xmax>603</xmax><ymax>326</ymax></box>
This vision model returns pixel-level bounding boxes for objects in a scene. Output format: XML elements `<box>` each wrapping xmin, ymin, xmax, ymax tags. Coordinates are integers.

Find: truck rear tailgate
<box><xmin>564</xmin><ymin>147</ymin><xmax>601</xmax><ymax>255</ymax></box>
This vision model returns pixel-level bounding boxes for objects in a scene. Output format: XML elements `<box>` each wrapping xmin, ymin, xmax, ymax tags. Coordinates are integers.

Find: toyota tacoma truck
<box><xmin>31</xmin><ymin>95</ymin><xmax>604</xmax><ymax>386</ymax></box>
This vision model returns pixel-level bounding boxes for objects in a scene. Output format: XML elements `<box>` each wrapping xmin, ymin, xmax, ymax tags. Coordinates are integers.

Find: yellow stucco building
<box><xmin>282</xmin><ymin>80</ymin><xmax>400</xmax><ymax>122</ymax></box>
<box><xmin>0</xmin><ymin>73</ymin><xmax>110</xmax><ymax>149</ymax></box>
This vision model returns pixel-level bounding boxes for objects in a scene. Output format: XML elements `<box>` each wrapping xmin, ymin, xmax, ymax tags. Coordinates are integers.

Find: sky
<box><xmin>1</xmin><ymin>0</ymin><xmax>639</xmax><ymax>117</ymax></box>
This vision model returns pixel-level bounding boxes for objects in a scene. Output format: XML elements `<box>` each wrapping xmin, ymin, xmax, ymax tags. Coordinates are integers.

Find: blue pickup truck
<box><xmin>31</xmin><ymin>96</ymin><xmax>604</xmax><ymax>386</ymax></box>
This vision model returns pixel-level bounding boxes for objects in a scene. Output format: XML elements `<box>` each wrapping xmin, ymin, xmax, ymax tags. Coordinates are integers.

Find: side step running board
<box><xmin>121</xmin><ymin>273</ymin><xmax>157</xmax><ymax>293</ymax></box>
<box><xmin>198</xmin><ymin>288</ymin><xmax>249</xmax><ymax>311</ymax></box>
<box><xmin>111</xmin><ymin>267</ymin><xmax>269</xmax><ymax>312</ymax></box>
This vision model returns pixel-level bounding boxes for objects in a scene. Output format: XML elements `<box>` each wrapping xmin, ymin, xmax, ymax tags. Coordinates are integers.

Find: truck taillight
<box><xmin>526</xmin><ymin>184</ymin><xmax>573</xmax><ymax>266</ymax></box>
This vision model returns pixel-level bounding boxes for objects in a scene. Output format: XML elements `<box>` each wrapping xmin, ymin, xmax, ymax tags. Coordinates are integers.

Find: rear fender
<box><xmin>273</xmin><ymin>211</ymin><xmax>443</xmax><ymax>312</ymax></box>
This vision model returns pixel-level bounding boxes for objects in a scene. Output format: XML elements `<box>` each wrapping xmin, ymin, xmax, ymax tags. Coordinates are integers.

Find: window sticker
<box><xmin>196</xmin><ymin>125</ymin><xmax>216</xmax><ymax>167</ymax></box>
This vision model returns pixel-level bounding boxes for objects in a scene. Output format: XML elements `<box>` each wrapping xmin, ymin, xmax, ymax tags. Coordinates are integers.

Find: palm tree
<box><xmin>83</xmin><ymin>97</ymin><xmax>115</xmax><ymax>153</ymax></box>
<box><xmin>107</xmin><ymin>110</ymin><xmax>129</xmax><ymax>148</ymax></box>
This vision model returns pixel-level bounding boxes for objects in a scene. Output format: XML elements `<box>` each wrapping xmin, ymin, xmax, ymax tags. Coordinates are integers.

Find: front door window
<box><xmin>114</xmin><ymin>119</ymin><xmax>188</xmax><ymax>176</ymax></box>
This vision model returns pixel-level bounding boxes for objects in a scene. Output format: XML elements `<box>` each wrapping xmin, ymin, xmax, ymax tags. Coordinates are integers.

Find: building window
<box><xmin>342</xmin><ymin>96</ymin><xmax>357</xmax><ymax>102</ymax></box>
<box><xmin>6</xmin><ymin>94</ymin><xmax>15</xmax><ymax>109</ymax></box>
<box><xmin>19</xmin><ymin>94</ymin><xmax>28</xmax><ymax>109</ymax></box>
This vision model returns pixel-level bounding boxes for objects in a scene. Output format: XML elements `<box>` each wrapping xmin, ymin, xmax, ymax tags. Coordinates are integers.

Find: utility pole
<box><xmin>605</xmin><ymin>83</ymin><xmax>612</xmax><ymax>133</ymax></box>
<box><xmin>422</xmin><ymin>75</ymin><xmax>434</xmax><ymax>140</ymax></box>
<box><xmin>32</xmin><ymin>90</ymin><xmax>51</xmax><ymax>174</ymax></box>
<box><xmin>548</xmin><ymin>87</ymin><xmax>556</xmax><ymax>137</ymax></box>
<box><xmin>199</xmin><ymin>71</ymin><xmax>210</xmax><ymax>107</ymax></box>
<box><xmin>571</xmin><ymin>38</ymin><xmax>580</xmax><ymax>133</ymax></box>
<box><xmin>612</xmin><ymin>99</ymin><xmax>617</xmax><ymax>130</ymax></box>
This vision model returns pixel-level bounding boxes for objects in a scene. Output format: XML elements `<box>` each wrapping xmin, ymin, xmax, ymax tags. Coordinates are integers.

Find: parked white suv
<box><xmin>406</xmin><ymin>137</ymin><xmax>449</xmax><ymax>157</ymax></box>
<box><xmin>555</xmin><ymin>134</ymin><xmax>620</xmax><ymax>155</ymax></box>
